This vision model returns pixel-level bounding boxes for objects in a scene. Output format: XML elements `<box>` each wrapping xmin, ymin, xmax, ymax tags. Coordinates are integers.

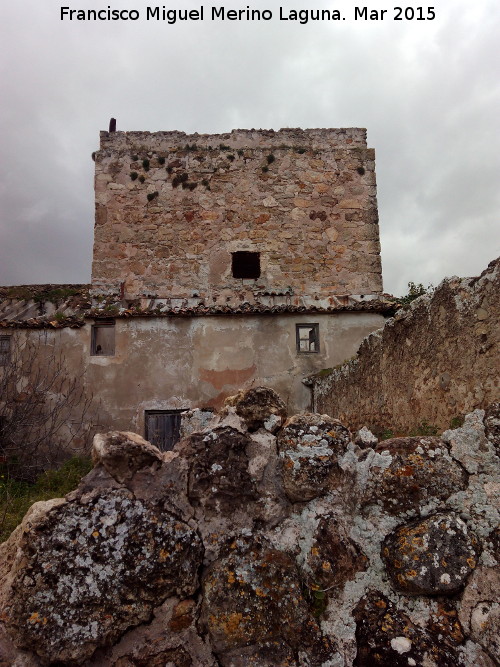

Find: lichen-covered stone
<box><xmin>305</xmin><ymin>514</ymin><xmax>367</xmax><ymax>589</ymax></box>
<box><xmin>382</xmin><ymin>513</ymin><xmax>480</xmax><ymax>595</ymax></box>
<box><xmin>484</xmin><ymin>402</ymin><xmax>500</xmax><ymax>450</ymax></box>
<box><xmin>354</xmin><ymin>591</ymin><xmax>460</xmax><ymax>666</ymax></box>
<box><xmin>224</xmin><ymin>387</ymin><xmax>287</xmax><ymax>433</ymax></box>
<box><xmin>459</xmin><ymin>566</ymin><xmax>500</xmax><ymax>661</ymax></box>
<box><xmin>1</xmin><ymin>400</ymin><xmax>499</xmax><ymax>666</ymax></box>
<box><xmin>6</xmin><ymin>489</ymin><xmax>203</xmax><ymax>664</ymax></box>
<box><xmin>354</xmin><ymin>426</ymin><xmax>378</xmax><ymax>449</ymax></box>
<box><xmin>182</xmin><ymin>426</ymin><xmax>258</xmax><ymax>512</ymax></box>
<box><xmin>201</xmin><ymin>536</ymin><xmax>336</xmax><ymax>664</ymax></box>
<box><xmin>277</xmin><ymin>413</ymin><xmax>351</xmax><ymax>502</ymax></box>
<box><xmin>362</xmin><ymin>436</ymin><xmax>468</xmax><ymax>513</ymax></box>
<box><xmin>92</xmin><ymin>430</ymin><xmax>163</xmax><ymax>483</ymax></box>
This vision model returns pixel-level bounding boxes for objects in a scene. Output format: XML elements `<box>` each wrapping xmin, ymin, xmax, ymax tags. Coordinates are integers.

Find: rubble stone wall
<box><xmin>92</xmin><ymin>128</ymin><xmax>382</xmax><ymax>302</ymax></box>
<box><xmin>311</xmin><ymin>258</ymin><xmax>499</xmax><ymax>434</ymax></box>
<box><xmin>1</xmin><ymin>388</ymin><xmax>498</xmax><ymax>666</ymax></box>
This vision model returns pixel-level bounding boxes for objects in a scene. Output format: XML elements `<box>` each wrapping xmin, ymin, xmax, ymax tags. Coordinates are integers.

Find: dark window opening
<box><xmin>296</xmin><ymin>324</ymin><xmax>320</xmax><ymax>353</ymax></box>
<box><xmin>91</xmin><ymin>319</ymin><xmax>115</xmax><ymax>356</ymax></box>
<box><xmin>145</xmin><ymin>410</ymin><xmax>185</xmax><ymax>452</ymax></box>
<box><xmin>232</xmin><ymin>251</ymin><xmax>260</xmax><ymax>279</ymax></box>
<box><xmin>0</xmin><ymin>336</ymin><xmax>11</xmax><ymax>366</ymax></box>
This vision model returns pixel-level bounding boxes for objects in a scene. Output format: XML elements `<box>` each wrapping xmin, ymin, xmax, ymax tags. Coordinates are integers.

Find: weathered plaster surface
<box><xmin>311</xmin><ymin>258</ymin><xmax>499</xmax><ymax>433</ymax></box>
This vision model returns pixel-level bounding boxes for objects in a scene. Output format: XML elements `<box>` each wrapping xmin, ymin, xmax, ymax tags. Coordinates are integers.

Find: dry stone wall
<box><xmin>311</xmin><ymin>257</ymin><xmax>499</xmax><ymax>434</ymax></box>
<box><xmin>92</xmin><ymin>128</ymin><xmax>382</xmax><ymax>303</ymax></box>
<box><xmin>0</xmin><ymin>387</ymin><xmax>498</xmax><ymax>666</ymax></box>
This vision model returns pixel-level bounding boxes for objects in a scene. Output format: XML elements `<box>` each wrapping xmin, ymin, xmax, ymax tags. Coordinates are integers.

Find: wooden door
<box><xmin>145</xmin><ymin>411</ymin><xmax>183</xmax><ymax>452</ymax></box>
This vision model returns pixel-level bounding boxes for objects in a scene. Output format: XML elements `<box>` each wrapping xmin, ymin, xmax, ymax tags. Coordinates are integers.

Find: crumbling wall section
<box><xmin>311</xmin><ymin>258</ymin><xmax>499</xmax><ymax>434</ymax></box>
<box><xmin>92</xmin><ymin>128</ymin><xmax>382</xmax><ymax>302</ymax></box>
<box><xmin>0</xmin><ymin>389</ymin><xmax>498</xmax><ymax>666</ymax></box>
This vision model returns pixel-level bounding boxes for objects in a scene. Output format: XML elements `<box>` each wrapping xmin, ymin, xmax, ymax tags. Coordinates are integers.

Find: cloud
<box><xmin>1</xmin><ymin>0</ymin><xmax>499</xmax><ymax>295</ymax></box>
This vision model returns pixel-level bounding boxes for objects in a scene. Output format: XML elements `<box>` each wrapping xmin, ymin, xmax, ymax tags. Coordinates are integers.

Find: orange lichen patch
<box><xmin>227</xmin><ymin>571</ymin><xmax>236</xmax><ymax>584</ymax></box>
<box><xmin>311</xmin><ymin>547</ymin><xmax>320</xmax><ymax>557</ymax></box>
<box><xmin>397</xmin><ymin>574</ymin><xmax>406</xmax><ymax>585</ymax></box>
<box><xmin>28</xmin><ymin>612</ymin><xmax>41</xmax><ymax>624</ymax></box>
<box><xmin>255</xmin><ymin>587</ymin><xmax>267</xmax><ymax>597</ymax></box>
<box><xmin>158</xmin><ymin>549</ymin><xmax>170</xmax><ymax>562</ymax></box>
<box><xmin>406</xmin><ymin>570</ymin><xmax>417</xmax><ymax>578</ymax></box>
<box><xmin>393</xmin><ymin>465</ymin><xmax>415</xmax><ymax>477</ymax></box>
<box><xmin>467</xmin><ymin>558</ymin><xmax>476</xmax><ymax>569</ymax></box>
<box><xmin>441</xmin><ymin>558</ymin><xmax>448</xmax><ymax>567</ymax></box>
<box><xmin>92</xmin><ymin>531</ymin><xmax>100</xmax><ymax>538</ymax></box>
<box><xmin>375</xmin><ymin>599</ymin><xmax>387</xmax><ymax>609</ymax></box>
<box><xmin>393</xmin><ymin>560</ymin><xmax>402</xmax><ymax>569</ymax></box>
<box><xmin>430</xmin><ymin>604</ymin><xmax>464</xmax><ymax>644</ymax></box>
<box><xmin>381</xmin><ymin>613</ymin><xmax>395</xmax><ymax>633</ymax></box>
<box><xmin>210</xmin><ymin>612</ymin><xmax>246</xmax><ymax>641</ymax></box>
<box><xmin>322</xmin><ymin>561</ymin><xmax>332</xmax><ymax>571</ymax></box>
<box><xmin>412</xmin><ymin>537</ymin><xmax>424</xmax><ymax>547</ymax></box>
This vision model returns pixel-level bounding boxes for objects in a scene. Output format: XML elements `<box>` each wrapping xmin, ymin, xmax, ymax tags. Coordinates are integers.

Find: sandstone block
<box><xmin>201</xmin><ymin>536</ymin><xmax>335</xmax><ymax>664</ymax></box>
<box><xmin>92</xmin><ymin>431</ymin><xmax>163</xmax><ymax>483</ymax></box>
<box><xmin>382</xmin><ymin>513</ymin><xmax>480</xmax><ymax>595</ymax></box>
<box><xmin>224</xmin><ymin>386</ymin><xmax>287</xmax><ymax>433</ymax></box>
<box><xmin>354</xmin><ymin>592</ymin><xmax>460</xmax><ymax>666</ymax></box>
<box><xmin>361</xmin><ymin>436</ymin><xmax>468</xmax><ymax>513</ymax></box>
<box><xmin>5</xmin><ymin>489</ymin><xmax>203</xmax><ymax>664</ymax></box>
<box><xmin>277</xmin><ymin>414</ymin><xmax>351</xmax><ymax>502</ymax></box>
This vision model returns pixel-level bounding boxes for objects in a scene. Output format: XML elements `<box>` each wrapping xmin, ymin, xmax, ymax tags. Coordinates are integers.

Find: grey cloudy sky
<box><xmin>1</xmin><ymin>0</ymin><xmax>499</xmax><ymax>295</ymax></box>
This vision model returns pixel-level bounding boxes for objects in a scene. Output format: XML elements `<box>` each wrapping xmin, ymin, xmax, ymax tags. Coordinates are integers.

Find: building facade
<box><xmin>1</xmin><ymin>127</ymin><xmax>389</xmax><ymax>452</ymax></box>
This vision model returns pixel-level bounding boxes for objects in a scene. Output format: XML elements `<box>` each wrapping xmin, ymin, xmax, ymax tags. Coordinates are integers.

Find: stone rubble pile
<box><xmin>0</xmin><ymin>389</ymin><xmax>498</xmax><ymax>666</ymax></box>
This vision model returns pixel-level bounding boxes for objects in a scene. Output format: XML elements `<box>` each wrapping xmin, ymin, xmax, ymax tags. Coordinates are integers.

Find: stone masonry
<box><xmin>92</xmin><ymin>128</ymin><xmax>382</xmax><ymax>305</ymax></box>
<box><xmin>310</xmin><ymin>257</ymin><xmax>500</xmax><ymax>434</ymax></box>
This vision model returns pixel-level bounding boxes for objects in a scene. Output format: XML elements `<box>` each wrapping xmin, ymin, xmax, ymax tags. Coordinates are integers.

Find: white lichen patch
<box><xmin>391</xmin><ymin>636</ymin><xmax>412</xmax><ymax>653</ymax></box>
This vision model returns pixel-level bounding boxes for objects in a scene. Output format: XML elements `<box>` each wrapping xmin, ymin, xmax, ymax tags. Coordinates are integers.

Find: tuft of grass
<box><xmin>142</xmin><ymin>159</ymin><xmax>150</xmax><ymax>171</ymax></box>
<box><xmin>158</xmin><ymin>156</ymin><xmax>165</xmax><ymax>165</ymax></box>
<box><xmin>266</xmin><ymin>154</ymin><xmax>275</xmax><ymax>164</ymax></box>
<box><xmin>450</xmin><ymin>415</ymin><xmax>465</xmax><ymax>429</ymax></box>
<box><xmin>147</xmin><ymin>191</ymin><xmax>159</xmax><ymax>202</ymax></box>
<box><xmin>130</xmin><ymin>171</ymin><xmax>138</xmax><ymax>181</ymax></box>
<box><xmin>409</xmin><ymin>421</ymin><xmax>439</xmax><ymax>437</ymax></box>
<box><xmin>138</xmin><ymin>175</ymin><xmax>146</xmax><ymax>183</ymax></box>
<box><xmin>0</xmin><ymin>456</ymin><xmax>92</xmax><ymax>543</ymax></box>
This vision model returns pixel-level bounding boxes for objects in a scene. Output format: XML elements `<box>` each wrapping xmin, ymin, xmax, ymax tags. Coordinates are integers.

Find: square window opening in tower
<box><xmin>232</xmin><ymin>251</ymin><xmax>261</xmax><ymax>280</ymax></box>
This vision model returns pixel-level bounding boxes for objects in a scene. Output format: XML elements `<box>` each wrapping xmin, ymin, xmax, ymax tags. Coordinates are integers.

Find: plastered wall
<box><xmin>84</xmin><ymin>311</ymin><xmax>384</xmax><ymax>430</ymax></box>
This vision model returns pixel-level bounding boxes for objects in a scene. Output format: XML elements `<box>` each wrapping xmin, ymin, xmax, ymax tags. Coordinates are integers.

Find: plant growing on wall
<box><xmin>396</xmin><ymin>282</ymin><xmax>434</xmax><ymax>307</ymax></box>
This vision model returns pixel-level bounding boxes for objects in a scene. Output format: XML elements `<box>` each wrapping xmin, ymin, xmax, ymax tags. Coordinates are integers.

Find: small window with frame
<box><xmin>296</xmin><ymin>323</ymin><xmax>319</xmax><ymax>353</ymax></box>
<box><xmin>0</xmin><ymin>336</ymin><xmax>11</xmax><ymax>366</ymax></box>
<box><xmin>91</xmin><ymin>319</ymin><xmax>115</xmax><ymax>356</ymax></box>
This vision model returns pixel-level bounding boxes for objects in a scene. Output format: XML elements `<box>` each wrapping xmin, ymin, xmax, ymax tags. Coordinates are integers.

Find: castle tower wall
<box><xmin>91</xmin><ymin>128</ymin><xmax>382</xmax><ymax>304</ymax></box>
